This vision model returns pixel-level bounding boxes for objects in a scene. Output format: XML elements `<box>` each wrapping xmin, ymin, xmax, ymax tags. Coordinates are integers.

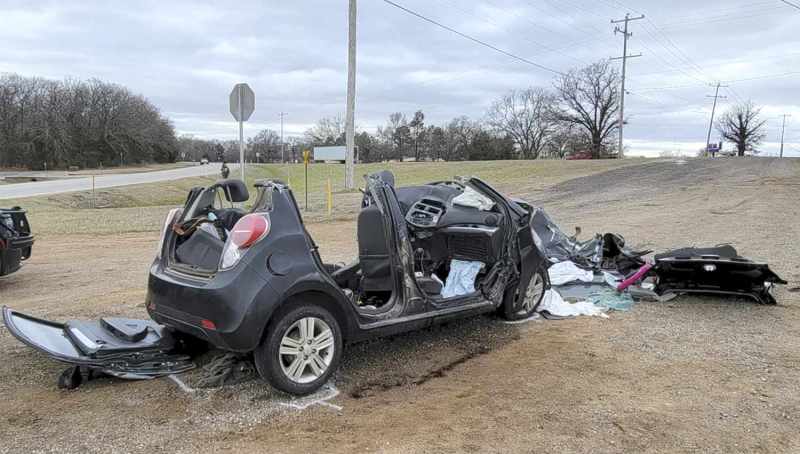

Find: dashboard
<box><xmin>395</xmin><ymin>182</ymin><xmax>507</xmax><ymax>263</ymax></box>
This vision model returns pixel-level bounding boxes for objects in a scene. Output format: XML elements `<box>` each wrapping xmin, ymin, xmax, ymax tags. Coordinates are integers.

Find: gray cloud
<box><xmin>1</xmin><ymin>0</ymin><xmax>798</xmax><ymax>156</ymax></box>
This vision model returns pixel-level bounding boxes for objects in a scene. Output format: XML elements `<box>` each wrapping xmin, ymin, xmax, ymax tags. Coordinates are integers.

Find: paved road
<box><xmin>0</xmin><ymin>163</ymin><xmax>237</xmax><ymax>200</ymax></box>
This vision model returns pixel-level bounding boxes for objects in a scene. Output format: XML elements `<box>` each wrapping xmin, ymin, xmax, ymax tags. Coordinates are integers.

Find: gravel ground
<box><xmin>0</xmin><ymin>157</ymin><xmax>798</xmax><ymax>453</ymax></box>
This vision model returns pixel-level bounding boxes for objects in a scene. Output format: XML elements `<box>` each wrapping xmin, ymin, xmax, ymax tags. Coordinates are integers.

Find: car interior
<box><xmin>170</xmin><ymin>179</ymin><xmax>250</xmax><ymax>272</ymax></box>
<box><xmin>168</xmin><ymin>174</ymin><xmax>509</xmax><ymax>309</ymax></box>
<box><xmin>329</xmin><ymin>172</ymin><xmax>509</xmax><ymax>309</ymax></box>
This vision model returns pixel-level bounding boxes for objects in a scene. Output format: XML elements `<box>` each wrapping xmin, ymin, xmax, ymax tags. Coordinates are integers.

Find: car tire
<box><xmin>254</xmin><ymin>302</ymin><xmax>343</xmax><ymax>396</ymax></box>
<box><xmin>502</xmin><ymin>266</ymin><xmax>548</xmax><ymax>321</ymax></box>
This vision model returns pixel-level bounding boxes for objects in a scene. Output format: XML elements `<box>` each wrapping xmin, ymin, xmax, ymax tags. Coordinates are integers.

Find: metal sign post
<box><xmin>229</xmin><ymin>83</ymin><xmax>255</xmax><ymax>181</ymax></box>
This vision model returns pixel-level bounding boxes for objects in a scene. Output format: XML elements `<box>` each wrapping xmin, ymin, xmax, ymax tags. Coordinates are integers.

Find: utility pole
<box><xmin>779</xmin><ymin>114</ymin><xmax>791</xmax><ymax>158</ymax></box>
<box><xmin>344</xmin><ymin>0</ymin><xmax>357</xmax><ymax>189</ymax></box>
<box><xmin>705</xmin><ymin>82</ymin><xmax>728</xmax><ymax>157</ymax></box>
<box><xmin>611</xmin><ymin>13</ymin><xmax>644</xmax><ymax>159</ymax></box>
<box><xmin>279</xmin><ymin>112</ymin><xmax>287</xmax><ymax>163</ymax></box>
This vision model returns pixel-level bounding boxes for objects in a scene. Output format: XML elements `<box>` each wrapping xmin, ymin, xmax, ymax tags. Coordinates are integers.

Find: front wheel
<box><xmin>503</xmin><ymin>266</ymin><xmax>548</xmax><ymax>321</ymax></box>
<box><xmin>254</xmin><ymin>303</ymin><xmax>343</xmax><ymax>396</ymax></box>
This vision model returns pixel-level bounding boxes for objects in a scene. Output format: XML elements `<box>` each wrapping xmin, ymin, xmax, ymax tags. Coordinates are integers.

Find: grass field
<box><xmin>4</xmin><ymin>159</ymin><xmax>646</xmax><ymax>237</ymax></box>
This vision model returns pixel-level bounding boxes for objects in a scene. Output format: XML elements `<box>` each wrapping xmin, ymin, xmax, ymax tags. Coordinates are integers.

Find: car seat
<box><xmin>357</xmin><ymin>204</ymin><xmax>393</xmax><ymax>292</ymax></box>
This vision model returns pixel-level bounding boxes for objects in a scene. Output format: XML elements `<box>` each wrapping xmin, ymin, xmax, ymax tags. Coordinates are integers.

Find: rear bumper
<box><xmin>0</xmin><ymin>234</ymin><xmax>34</xmax><ymax>276</ymax></box>
<box><xmin>146</xmin><ymin>260</ymin><xmax>280</xmax><ymax>352</ymax></box>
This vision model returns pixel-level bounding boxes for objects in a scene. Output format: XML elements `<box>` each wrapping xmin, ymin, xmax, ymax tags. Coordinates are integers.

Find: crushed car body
<box><xmin>0</xmin><ymin>206</ymin><xmax>34</xmax><ymax>277</ymax></box>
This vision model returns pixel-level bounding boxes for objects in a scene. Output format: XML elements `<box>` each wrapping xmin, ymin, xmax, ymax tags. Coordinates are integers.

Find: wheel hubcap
<box><xmin>278</xmin><ymin>317</ymin><xmax>335</xmax><ymax>384</ymax></box>
<box><xmin>520</xmin><ymin>272</ymin><xmax>545</xmax><ymax>313</ymax></box>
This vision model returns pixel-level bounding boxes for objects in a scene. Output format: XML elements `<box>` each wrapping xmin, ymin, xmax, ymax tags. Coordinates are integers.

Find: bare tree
<box><xmin>304</xmin><ymin>114</ymin><xmax>345</xmax><ymax>145</ymax></box>
<box><xmin>486</xmin><ymin>87</ymin><xmax>556</xmax><ymax>159</ymax></box>
<box><xmin>554</xmin><ymin>61</ymin><xmax>620</xmax><ymax>159</ymax></box>
<box><xmin>248</xmin><ymin>129</ymin><xmax>281</xmax><ymax>162</ymax></box>
<box><xmin>444</xmin><ymin>116</ymin><xmax>477</xmax><ymax>161</ymax></box>
<box><xmin>716</xmin><ymin>101</ymin><xmax>767</xmax><ymax>156</ymax></box>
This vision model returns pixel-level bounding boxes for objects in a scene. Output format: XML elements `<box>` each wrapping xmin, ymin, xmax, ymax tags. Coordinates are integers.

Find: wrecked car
<box><xmin>0</xmin><ymin>206</ymin><xmax>34</xmax><ymax>277</ymax></box>
<box><xmin>5</xmin><ymin>172</ymin><xmax>550</xmax><ymax>395</ymax></box>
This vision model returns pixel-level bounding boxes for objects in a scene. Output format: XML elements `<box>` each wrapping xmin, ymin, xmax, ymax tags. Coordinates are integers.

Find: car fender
<box><xmin>249</xmin><ymin>270</ymin><xmax>359</xmax><ymax>349</ymax></box>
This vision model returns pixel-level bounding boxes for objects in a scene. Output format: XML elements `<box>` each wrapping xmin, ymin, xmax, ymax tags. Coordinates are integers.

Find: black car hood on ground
<box><xmin>2</xmin><ymin>307</ymin><xmax>194</xmax><ymax>381</ymax></box>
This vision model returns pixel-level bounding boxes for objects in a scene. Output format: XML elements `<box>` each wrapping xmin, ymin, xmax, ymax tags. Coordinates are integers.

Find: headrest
<box><xmin>211</xmin><ymin>179</ymin><xmax>249</xmax><ymax>202</ymax></box>
<box><xmin>373</xmin><ymin>170</ymin><xmax>395</xmax><ymax>187</ymax></box>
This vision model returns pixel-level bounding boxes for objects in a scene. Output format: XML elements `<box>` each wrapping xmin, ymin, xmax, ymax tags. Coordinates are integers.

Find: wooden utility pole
<box><xmin>705</xmin><ymin>82</ymin><xmax>727</xmax><ymax>156</ymax></box>
<box><xmin>345</xmin><ymin>0</ymin><xmax>357</xmax><ymax>189</ymax></box>
<box><xmin>611</xmin><ymin>13</ymin><xmax>644</xmax><ymax>159</ymax></box>
<box><xmin>779</xmin><ymin>114</ymin><xmax>791</xmax><ymax>158</ymax></box>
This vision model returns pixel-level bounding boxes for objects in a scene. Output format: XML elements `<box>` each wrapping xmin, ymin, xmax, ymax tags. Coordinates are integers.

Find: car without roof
<box><xmin>4</xmin><ymin>172</ymin><xmax>549</xmax><ymax>395</ymax></box>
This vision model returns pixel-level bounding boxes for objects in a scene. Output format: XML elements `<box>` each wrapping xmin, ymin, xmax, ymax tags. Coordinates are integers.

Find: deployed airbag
<box><xmin>442</xmin><ymin>260</ymin><xmax>484</xmax><ymax>298</ymax></box>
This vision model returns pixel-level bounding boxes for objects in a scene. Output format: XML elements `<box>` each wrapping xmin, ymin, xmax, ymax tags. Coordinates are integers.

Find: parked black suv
<box><xmin>0</xmin><ymin>206</ymin><xmax>34</xmax><ymax>277</ymax></box>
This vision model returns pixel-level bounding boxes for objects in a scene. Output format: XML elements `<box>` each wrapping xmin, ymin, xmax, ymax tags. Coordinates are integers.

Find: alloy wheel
<box><xmin>520</xmin><ymin>271</ymin><xmax>545</xmax><ymax>313</ymax></box>
<box><xmin>278</xmin><ymin>317</ymin><xmax>335</xmax><ymax>384</ymax></box>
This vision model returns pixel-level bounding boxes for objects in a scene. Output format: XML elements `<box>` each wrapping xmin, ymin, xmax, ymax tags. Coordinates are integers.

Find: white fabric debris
<box><xmin>452</xmin><ymin>186</ymin><xmax>495</xmax><ymax>211</ymax></box>
<box><xmin>442</xmin><ymin>259</ymin><xmax>484</xmax><ymax>298</ymax></box>
<box><xmin>537</xmin><ymin>289</ymin><xmax>609</xmax><ymax>318</ymax></box>
<box><xmin>198</xmin><ymin>222</ymin><xmax>222</xmax><ymax>240</ymax></box>
<box><xmin>548</xmin><ymin>261</ymin><xmax>595</xmax><ymax>286</ymax></box>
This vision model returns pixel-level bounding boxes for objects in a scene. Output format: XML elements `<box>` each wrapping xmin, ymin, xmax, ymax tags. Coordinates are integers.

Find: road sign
<box><xmin>230</xmin><ymin>83</ymin><xmax>255</xmax><ymax>182</ymax></box>
<box><xmin>229</xmin><ymin>83</ymin><xmax>255</xmax><ymax>122</ymax></box>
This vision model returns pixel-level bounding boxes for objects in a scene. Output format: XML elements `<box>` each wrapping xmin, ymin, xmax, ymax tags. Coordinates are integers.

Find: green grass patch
<box><xmin>4</xmin><ymin>159</ymin><xmax>647</xmax><ymax>237</ymax></box>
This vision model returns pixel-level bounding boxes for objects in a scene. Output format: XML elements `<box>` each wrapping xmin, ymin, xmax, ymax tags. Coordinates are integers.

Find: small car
<box><xmin>145</xmin><ymin>171</ymin><xmax>550</xmax><ymax>394</ymax></box>
<box><xmin>200</xmin><ymin>158</ymin><xmax>210</xmax><ymax>165</ymax></box>
<box><xmin>0</xmin><ymin>206</ymin><xmax>34</xmax><ymax>277</ymax></box>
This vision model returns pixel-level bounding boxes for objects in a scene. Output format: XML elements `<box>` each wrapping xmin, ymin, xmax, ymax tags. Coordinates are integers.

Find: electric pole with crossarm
<box><xmin>705</xmin><ymin>82</ymin><xmax>728</xmax><ymax>156</ymax></box>
<box><xmin>611</xmin><ymin>13</ymin><xmax>644</xmax><ymax>159</ymax></box>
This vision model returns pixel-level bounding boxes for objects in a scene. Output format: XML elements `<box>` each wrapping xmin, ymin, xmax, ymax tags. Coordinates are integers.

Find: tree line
<box><xmin>2</xmin><ymin>59</ymin><xmax>770</xmax><ymax>169</ymax></box>
<box><xmin>307</xmin><ymin>60</ymin><xmax>624</xmax><ymax>162</ymax></box>
<box><xmin>0</xmin><ymin>73</ymin><xmax>178</xmax><ymax>169</ymax></box>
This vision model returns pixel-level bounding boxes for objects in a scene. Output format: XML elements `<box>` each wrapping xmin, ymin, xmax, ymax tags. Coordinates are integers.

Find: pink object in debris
<box><xmin>617</xmin><ymin>263</ymin><xmax>654</xmax><ymax>292</ymax></box>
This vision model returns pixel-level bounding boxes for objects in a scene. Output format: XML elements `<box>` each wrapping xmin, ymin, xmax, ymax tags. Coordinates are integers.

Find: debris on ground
<box><xmin>533</xmin><ymin>207</ymin><xmax>787</xmax><ymax>319</ymax></box>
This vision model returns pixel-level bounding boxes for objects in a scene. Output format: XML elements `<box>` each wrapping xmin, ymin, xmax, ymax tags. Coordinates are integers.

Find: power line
<box><xmin>782</xmin><ymin>0</ymin><xmax>800</xmax><ymax>10</ymax></box>
<box><xmin>636</xmin><ymin>70</ymin><xmax>800</xmax><ymax>91</ymax></box>
<box><xmin>435</xmin><ymin>0</ymin><xmax>585</xmax><ymax>65</ymax></box>
<box><xmin>381</xmin><ymin>0</ymin><xmax>565</xmax><ymax>75</ymax></box>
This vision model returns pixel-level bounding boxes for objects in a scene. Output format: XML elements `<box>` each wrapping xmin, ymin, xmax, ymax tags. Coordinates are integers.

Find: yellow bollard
<box><xmin>327</xmin><ymin>178</ymin><xmax>333</xmax><ymax>217</ymax></box>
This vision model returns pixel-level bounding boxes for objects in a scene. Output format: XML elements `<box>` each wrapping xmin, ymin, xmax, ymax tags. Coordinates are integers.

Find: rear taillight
<box><xmin>220</xmin><ymin>213</ymin><xmax>270</xmax><ymax>270</ymax></box>
<box><xmin>156</xmin><ymin>208</ymin><xmax>182</xmax><ymax>259</ymax></box>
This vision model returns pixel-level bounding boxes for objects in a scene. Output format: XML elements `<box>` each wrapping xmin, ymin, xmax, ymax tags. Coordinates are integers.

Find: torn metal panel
<box><xmin>652</xmin><ymin>246</ymin><xmax>787</xmax><ymax>305</ymax></box>
<box><xmin>2</xmin><ymin>307</ymin><xmax>194</xmax><ymax>379</ymax></box>
<box><xmin>531</xmin><ymin>208</ymin><xmax>649</xmax><ymax>273</ymax></box>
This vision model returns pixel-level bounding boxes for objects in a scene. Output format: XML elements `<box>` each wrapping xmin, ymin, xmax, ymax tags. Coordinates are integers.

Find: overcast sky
<box><xmin>1</xmin><ymin>0</ymin><xmax>799</xmax><ymax>156</ymax></box>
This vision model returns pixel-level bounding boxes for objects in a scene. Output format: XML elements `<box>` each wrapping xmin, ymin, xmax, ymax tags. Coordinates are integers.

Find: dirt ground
<box><xmin>1</xmin><ymin>158</ymin><xmax>799</xmax><ymax>453</ymax></box>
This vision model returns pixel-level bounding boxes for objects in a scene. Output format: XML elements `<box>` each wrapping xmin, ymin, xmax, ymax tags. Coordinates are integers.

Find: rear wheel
<box><xmin>255</xmin><ymin>303</ymin><xmax>343</xmax><ymax>396</ymax></box>
<box><xmin>503</xmin><ymin>266</ymin><xmax>547</xmax><ymax>321</ymax></box>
